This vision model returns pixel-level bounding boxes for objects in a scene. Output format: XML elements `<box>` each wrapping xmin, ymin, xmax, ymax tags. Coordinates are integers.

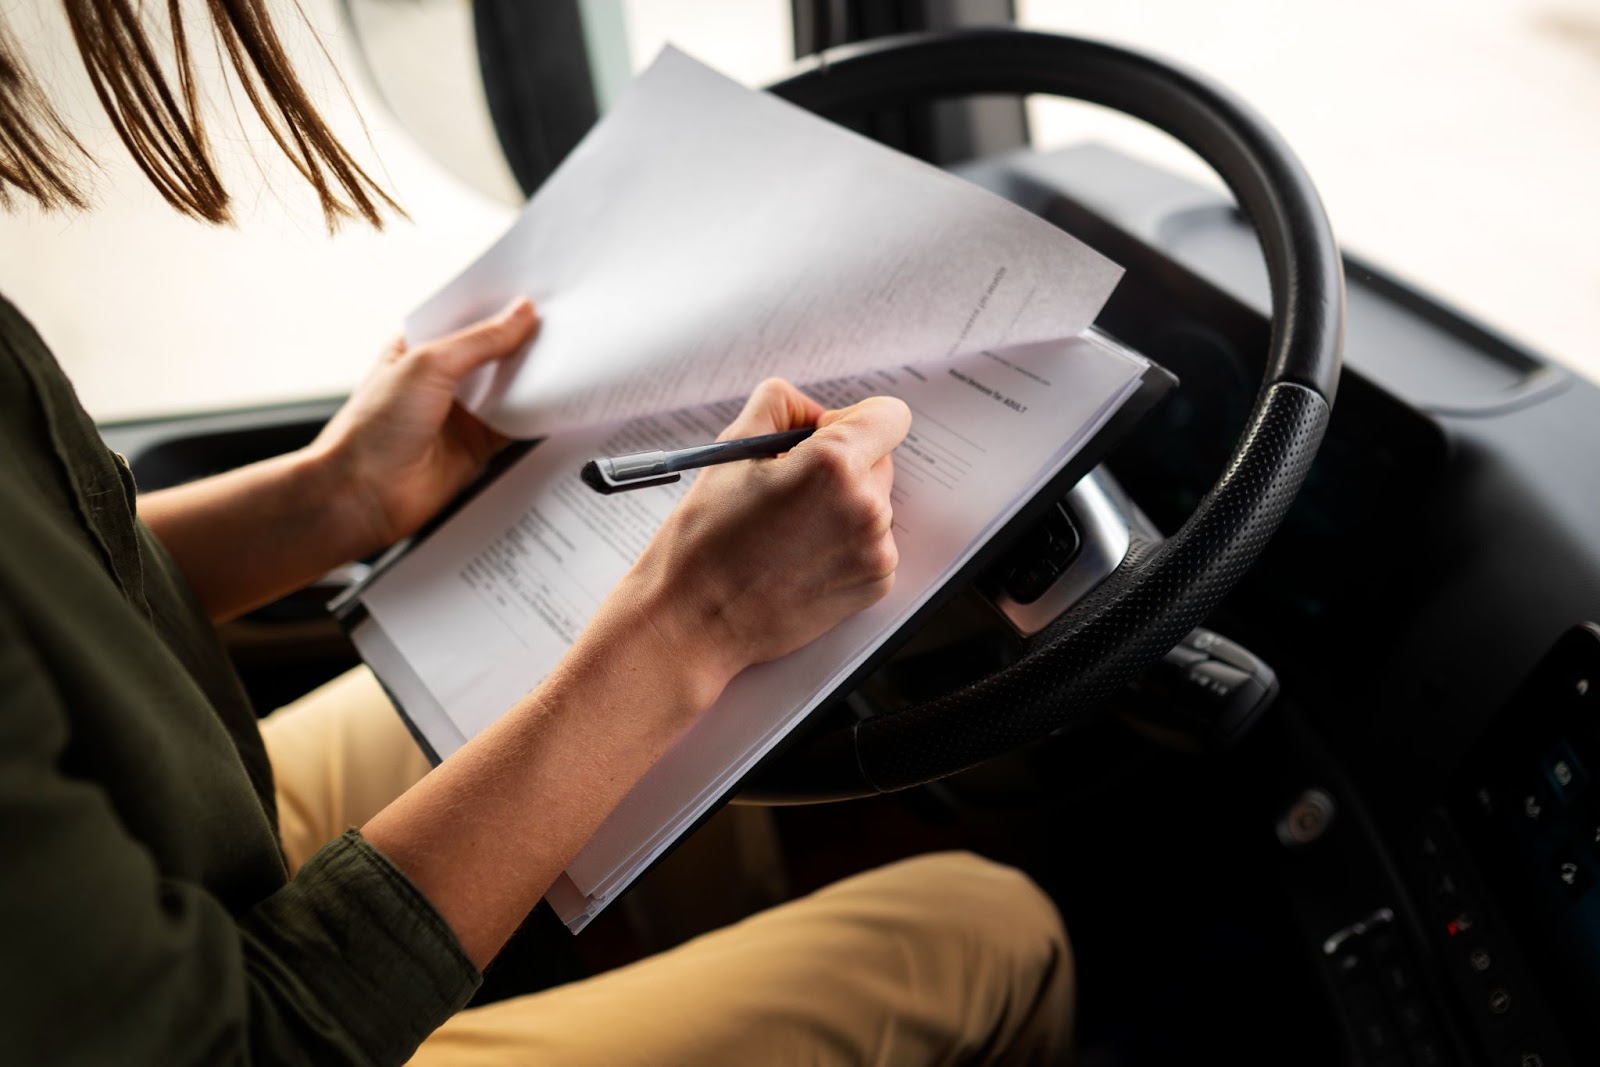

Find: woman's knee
<box><xmin>821</xmin><ymin>851</ymin><xmax>1073</xmax><ymax>1062</ymax></box>
<box><xmin>846</xmin><ymin>850</ymin><xmax>1059</xmax><ymax>916</ymax></box>
<box><xmin>821</xmin><ymin>851</ymin><xmax>1071</xmax><ymax>984</ymax></box>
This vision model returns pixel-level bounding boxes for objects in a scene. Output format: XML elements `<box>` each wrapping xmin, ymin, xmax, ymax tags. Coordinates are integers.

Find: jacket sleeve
<box><xmin>0</xmin><ymin>602</ymin><xmax>481</xmax><ymax>1066</ymax></box>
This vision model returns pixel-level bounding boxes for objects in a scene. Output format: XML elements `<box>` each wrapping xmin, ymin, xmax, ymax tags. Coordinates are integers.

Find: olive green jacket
<box><xmin>0</xmin><ymin>295</ymin><xmax>479</xmax><ymax>1064</ymax></box>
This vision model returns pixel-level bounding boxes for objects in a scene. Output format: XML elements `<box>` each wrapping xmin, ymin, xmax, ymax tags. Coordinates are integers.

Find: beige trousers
<box><xmin>261</xmin><ymin>668</ymin><xmax>1075</xmax><ymax>1066</ymax></box>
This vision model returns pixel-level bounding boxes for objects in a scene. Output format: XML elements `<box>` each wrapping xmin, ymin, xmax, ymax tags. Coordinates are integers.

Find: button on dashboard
<box><xmin>1473</xmin><ymin>785</ymin><xmax>1499</xmax><ymax>818</ymax></box>
<box><xmin>1549</xmin><ymin>850</ymin><xmax>1592</xmax><ymax>898</ymax></box>
<box><xmin>1518</xmin><ymin>785</ymin><xmax>1551</xmax><ymax>824</ymax></box>
<box><xmin>1540</xmin><ymin>742</ymin><xmax>1588</xmax><ymax>805</ymax></box>
<box><xmin>1409</xmin><ymin>1038</ymin><xmax>1446</xmax><ymax>1066</ymax></box>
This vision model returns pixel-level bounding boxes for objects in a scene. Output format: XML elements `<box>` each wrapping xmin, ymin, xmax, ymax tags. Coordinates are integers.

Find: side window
<box><xmin>343</xmin><ymin>0</ymin><xmax>797</xmax><ymax>202</ymax></box>
<box><xmin>341</xmin><ymin>0</ymin><xmax>521</xmax><ymax>204</ymax></box>
<box><xmin>1017</xmin><ymin>0</ymin><xmax>1600</xmax><ymax>386</ymax></box>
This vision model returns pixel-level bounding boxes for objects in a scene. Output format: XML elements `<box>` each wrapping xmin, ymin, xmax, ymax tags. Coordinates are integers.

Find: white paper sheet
<box><xmin>361</xmin><ymin>333</ymin><xmax>1147</xmax><ymax>928</ymax></box>
<box><xmin>406</xmin><ymin>47</ymin><xmax>1123</xmax><ymax>439</ymax></box>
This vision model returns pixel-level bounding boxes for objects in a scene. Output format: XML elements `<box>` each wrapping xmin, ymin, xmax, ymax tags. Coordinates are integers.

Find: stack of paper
<box><xmin>350</xmin><ymin>48</ymin><xmax>1146</xmax><ymax>931</ymax></box>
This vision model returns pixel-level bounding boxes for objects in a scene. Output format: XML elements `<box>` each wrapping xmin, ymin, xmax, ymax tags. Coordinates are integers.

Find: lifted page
<box><xmin>405</xmin><ymin>47</ymin><xmax>1122</xmax><ymax>440</ymax></box>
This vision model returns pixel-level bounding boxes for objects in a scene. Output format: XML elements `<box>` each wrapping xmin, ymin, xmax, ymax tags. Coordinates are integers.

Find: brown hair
<box><xmin>0</xmin><ymin>1</ymin><xmax>397</xmax><ymax>228</ymax></box>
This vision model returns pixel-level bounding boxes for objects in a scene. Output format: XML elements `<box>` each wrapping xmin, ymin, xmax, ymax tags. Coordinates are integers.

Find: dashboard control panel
<box><xmin>1424</xmin><ymin>623</ymin><xmax>1600</xmax><ymax>1064</ymax></box>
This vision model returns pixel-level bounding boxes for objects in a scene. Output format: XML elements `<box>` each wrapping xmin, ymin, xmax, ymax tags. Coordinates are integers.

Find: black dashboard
<box><xmin>1435</xmin><ymin>625</ymin><xmax>1600</xmax><ymax>1063</ymax></box>
<box><xmin>955</xmin><ymin>143</ymin><xmax>1600</xmax><ymax>1065</ymax></box>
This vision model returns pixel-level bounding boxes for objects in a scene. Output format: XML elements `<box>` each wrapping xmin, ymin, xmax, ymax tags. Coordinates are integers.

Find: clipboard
<box><xmin>330</xmin><ymin>352</ymin><xmax>1174</xmax><ymax>926</ymax></box>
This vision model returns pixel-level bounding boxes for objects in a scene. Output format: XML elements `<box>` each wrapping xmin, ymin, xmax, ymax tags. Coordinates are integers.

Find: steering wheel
<box><xmin>739</xmin><ymin>28</ymin><xmax>1344</xmax><ymax>803</ymax></box>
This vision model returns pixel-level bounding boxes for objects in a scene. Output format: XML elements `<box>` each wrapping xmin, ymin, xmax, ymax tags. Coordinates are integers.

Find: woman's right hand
<box><xmin>614</xmin><ymin>378</ymin><xmax>912</xmax><ymax>698</ymax></box>
<box><xmin>365</xmin><ymin>379</ymin><xmax>909</xmax><ymax>968</ymax></box>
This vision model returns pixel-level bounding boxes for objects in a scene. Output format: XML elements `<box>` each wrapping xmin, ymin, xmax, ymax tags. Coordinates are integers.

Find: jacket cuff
<box><xmin>242</xmin><ymin>829</ymin><xmax>481</xmax><ymax>1063</ymax></box>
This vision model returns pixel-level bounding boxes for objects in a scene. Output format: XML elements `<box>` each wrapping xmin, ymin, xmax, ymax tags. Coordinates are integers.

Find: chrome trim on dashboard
<box><xmin>995</xmin><ymin>470</ymin><xmax>1133</xmax><ymax>636</ymax></box>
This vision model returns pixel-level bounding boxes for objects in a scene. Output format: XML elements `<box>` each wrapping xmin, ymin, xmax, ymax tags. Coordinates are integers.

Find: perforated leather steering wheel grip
<box><xmin>741</xmin><ymin>29</ymin><xmax>1343</xmax><ymax>802</ymax></box>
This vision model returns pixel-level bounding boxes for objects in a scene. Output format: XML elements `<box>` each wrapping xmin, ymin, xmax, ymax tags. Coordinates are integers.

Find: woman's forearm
<box><xmin>360</xmin><ymin>569</ymin><xmax>732</xmax><ymax>969</ymax></box>
<box><xmin>343</xmin><ymin>379</ymin><xmax>909</xmax><ymax>972</ymax></box>
<box><xmin>138</xmin><ymin>446</ymin><xmax>371</xmax><ymax>623</ymax></box>
<box><xmin>355</xmin><ymin>387</ymin><xmax>909</xmax><ymax>971</ymax></box>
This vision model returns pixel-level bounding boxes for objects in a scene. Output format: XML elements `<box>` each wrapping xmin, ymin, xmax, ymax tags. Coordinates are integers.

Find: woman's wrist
<box><xmin>582</xmin><ymin>561</ymin><xmax>747</xmax><ymax>723</ymax></box>
<box><xmin>291</xmin><ymin>439</ymin><xmax>394</xmax><ymax>565</ymax></box>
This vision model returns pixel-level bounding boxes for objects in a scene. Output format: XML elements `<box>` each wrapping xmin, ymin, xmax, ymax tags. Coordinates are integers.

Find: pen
<box><xmin>580</xmin><ymin>427</ymin><xmax>816</xmax><ymax>494</ymax></box>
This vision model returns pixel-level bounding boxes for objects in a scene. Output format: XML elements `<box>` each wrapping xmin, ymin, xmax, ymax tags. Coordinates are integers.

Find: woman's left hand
<box><xmin>309</xmin><ymin>297</ymin><xmax>538</xmax><ymax>556</ymax></box>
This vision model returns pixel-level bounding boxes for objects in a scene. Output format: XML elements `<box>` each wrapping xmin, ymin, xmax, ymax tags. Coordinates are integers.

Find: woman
<box><xmin>0</xmin><ymin>3</ymin><xmax>1072</xmax><ymax>1063</ymax></box>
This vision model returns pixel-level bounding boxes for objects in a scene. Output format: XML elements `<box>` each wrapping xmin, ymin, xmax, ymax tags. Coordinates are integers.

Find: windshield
<box><xmin>0</xmin><ymin>0</ymin><xmax>1592</xmax><ymax>422</ymax></box>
